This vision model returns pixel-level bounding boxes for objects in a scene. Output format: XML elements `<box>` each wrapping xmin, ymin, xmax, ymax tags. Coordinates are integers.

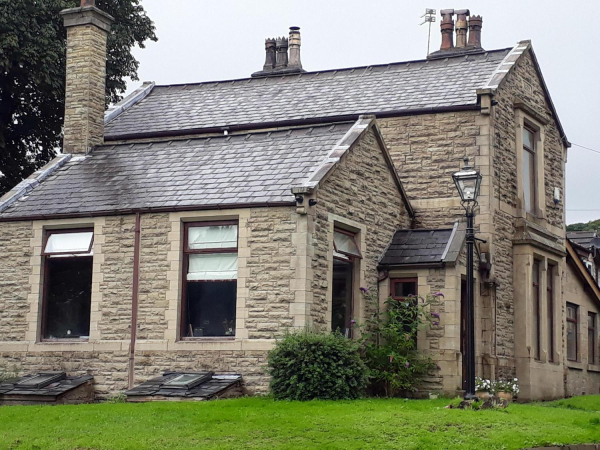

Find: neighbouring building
<box><xmin>0</xmin><ymin>2</ymin><xmax>596</xmax><ymax>400</ymax></box>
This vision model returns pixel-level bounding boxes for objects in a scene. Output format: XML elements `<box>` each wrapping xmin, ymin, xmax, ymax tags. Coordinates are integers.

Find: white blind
<box><xmin>45</xmin><ymin>232</ymin><xmax>93</xmax><ymax>255</ymax></box>
<box><xmin>187</xmin><ymin>253</ymin><xmax>238</xmax><ymax>281</ymax></box>
<box><xmin>188</xmin><ymin>225</ymin><xmax>238</xmax><ymax>250</ymax></box>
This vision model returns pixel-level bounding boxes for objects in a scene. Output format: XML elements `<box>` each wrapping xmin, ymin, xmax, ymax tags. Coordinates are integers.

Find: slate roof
<box><xmin>567</xmin><ymin>231</ymin><xmax>599</xmax><ymax>250</ymax></box>
<box><xmin>104</xmin><ymin>49</ymin><xmax>512</xmax><ymax>140</ymax></box>
<box><xmin>379</xmin><ymin>224</ymin><xmax>465</xmax><ymax>267</ymax></box>
<box><xmin>0</xmin><ymin>123</ymin><xmax>358</xmax><ymax>219</ymax></box>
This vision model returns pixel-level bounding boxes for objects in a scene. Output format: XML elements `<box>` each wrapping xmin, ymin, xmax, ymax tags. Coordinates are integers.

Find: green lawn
<box><xmin>1</xmin><ymin>396</ymin><xmax>600</xmax><ymax>449</ymax></box>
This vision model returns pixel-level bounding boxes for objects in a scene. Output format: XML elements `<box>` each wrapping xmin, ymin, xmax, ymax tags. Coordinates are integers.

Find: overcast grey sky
<box><xmin>125</xmin><ymin>0</ymin><xmax>600</xmax><ymax>225</ymax></box>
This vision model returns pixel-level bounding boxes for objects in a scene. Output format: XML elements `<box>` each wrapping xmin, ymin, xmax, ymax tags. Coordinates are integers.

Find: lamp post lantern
<box><xmin>452</xmin><ymin>157</ymin><xmax>482</xmax><ymax>401</ymax></box>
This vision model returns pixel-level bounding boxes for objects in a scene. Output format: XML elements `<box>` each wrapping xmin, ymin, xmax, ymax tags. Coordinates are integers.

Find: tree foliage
<box><xmin>567</xmin><ymin>219</ymin><xmax>600</xmax><ymax>233</ymax></box>
<box><xmin>0</xmin><ymin>0</ymin><xmax>157</xmax><ymax>195</ymax></box>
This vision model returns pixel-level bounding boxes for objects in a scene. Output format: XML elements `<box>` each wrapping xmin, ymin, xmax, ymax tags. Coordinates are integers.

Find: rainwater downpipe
<box><xmin>128</xmin><ymin>213</ymin><xmax>141</xmax><ymax>390</ymax></box>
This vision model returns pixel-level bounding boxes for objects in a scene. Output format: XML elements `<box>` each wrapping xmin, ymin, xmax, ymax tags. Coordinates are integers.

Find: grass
<box><xmin>1</xmin><ymin>396</ymin><xmax>600</xmax><ymax>449</ymax></box>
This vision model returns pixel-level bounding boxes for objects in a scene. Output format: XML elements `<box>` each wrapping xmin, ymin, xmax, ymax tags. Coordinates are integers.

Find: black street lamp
<box><xmin>452</xmin><ymin>157</ymin><xmax>482</xmax><ymax>401</ymax></box>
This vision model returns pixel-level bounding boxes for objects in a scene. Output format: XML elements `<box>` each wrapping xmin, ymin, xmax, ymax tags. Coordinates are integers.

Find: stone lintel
<box><xmin>60</xmin><ymin>6</ymin><xmax>114</xmax><ymax>32</ymax></box>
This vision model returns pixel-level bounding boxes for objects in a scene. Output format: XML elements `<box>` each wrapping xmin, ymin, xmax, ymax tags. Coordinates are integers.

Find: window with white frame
<box><xmin>181</xmin><ymin>221</ymin><xmax>238</xmax><ymax>338</ymax></box>
<box><xmin>41</xmin><ymin>229</ymin><xmax>94</xmax><ymax>340</ymax></box>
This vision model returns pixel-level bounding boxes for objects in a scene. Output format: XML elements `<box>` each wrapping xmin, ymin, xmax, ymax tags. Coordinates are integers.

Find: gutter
<box><xmin>104</xmin><ymin>104</ymin><xmax>482</xmax><ymax>142</ymax></box>
<box><xmin>0</xmin><ymin>200</ymin><xmax>297</xmax><ymax>223</ymax></box>
<box><xmin>128</xmin><ymin>212</ymin><xmax>141</xmax><ymax>390</ymax></box>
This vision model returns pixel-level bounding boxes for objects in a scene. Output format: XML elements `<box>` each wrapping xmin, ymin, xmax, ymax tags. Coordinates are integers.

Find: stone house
<box><xmin>0</xmin><ymin>3</ymin><xmax>596</xmax><ymax>400</ymax></box>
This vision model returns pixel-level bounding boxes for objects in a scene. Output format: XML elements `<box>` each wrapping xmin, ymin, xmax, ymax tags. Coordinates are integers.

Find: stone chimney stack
<box><xmin>455</xmin><ymin>9</ymin><xmax>470</xmax><ymax>48</ymax></box>
<box><xmin>275</xmin><ymin>37</ymin><xmax>289</xmax><ymax>70</ymax></box>
<box><xmin>439</xmin><ymin>9</ymin><xmax>455</xmax><ymax>50</ymax></box>
<box><xmin>287</xmin><ymin>27</ymin><xmax>303</xmax><ymax>70</ymax></box>
<box><xmin>60</xmin><ymin>0</ymin><xmax>114</xmax><ymax>154</ymax></box>
<box><xmin>467</xmin><ymin>15</ymin><xmax>483</xmax><ymax>48</ymax></box>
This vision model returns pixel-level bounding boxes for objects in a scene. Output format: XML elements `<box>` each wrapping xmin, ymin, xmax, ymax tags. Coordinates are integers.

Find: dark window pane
<box><xmin>589</xmin><ymin>313</ymin><xmax>596</xmax><ymax>365</ymax></box>
<box><xmin>332</xmin><ymin>259</ymin><xmax>353</xmax><ymax>336</ymax></box>
<box><xmin>523</xmin><ymin>148</ymin><xmax>535</xmax><ymax>214</ymax></box>
<box><xmin>547</xmin><ymin>266</ymin><xmax>554</xmax><ymax>362</ymax></box>
<box><xmin>523</xmin><ymin>128</ymin><xmax>535</xmax><ymax>150</ymax></box>
<box><xmin>532</xmin><ymin>260</ymin><xmax>540</xmax><ymax>360</ymax></box>
<box><xmin>567</xmin><ymin>304</ymin><xmax>578</xmax><ymax>361</ymax></box>
<box><xmin>185</xmin><ymin>281</ymin><xmax>236</xmax><ymax>337</ymax></box>
<box><xmin>393</xmin><ymin>281</ymin><xmax>417</xmax><ymax>299</ymax></box>
<box><xmin>43</xmin><ymin>257</ymin><xmax>92</xmax><ymax>339</ymax></box>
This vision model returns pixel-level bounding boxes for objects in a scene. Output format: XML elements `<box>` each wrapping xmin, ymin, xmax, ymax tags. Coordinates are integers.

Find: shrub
<box><xmin>267</xmin><ymin>329</ymin><xmax>367</xmax><ymax>401</ymax></box>
<box><xmin>357</xmin><ymin>290</ymin><xmax>439</xmax><ymax>397</ymax></box>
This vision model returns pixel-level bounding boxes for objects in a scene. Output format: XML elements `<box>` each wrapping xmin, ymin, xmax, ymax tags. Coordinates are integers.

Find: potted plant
<box><xmin>495</xmin><ymin>378</ymin><xmax>519</xmax><ymax>401</ymax></box>
<box><xmin>475</xmin><ymin>377</ymin><xmax>492</xmax><ymax>399</ymax></box>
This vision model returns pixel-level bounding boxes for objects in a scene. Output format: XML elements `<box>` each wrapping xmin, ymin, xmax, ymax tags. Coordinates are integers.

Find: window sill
<box><xmin>179</xmin><ymin>337</ymin><xmax>236</xmax><ymax>342</ymax></box>
<box><xmin>588</xmin><ymin>364</ymin><xmax>600</xmax><ymax>373</ymax></box>
<box><xmin>567</xmin><ymin>361</ymin><xmax>584</xmax><ymax>370</ymax></box>
<box><xmin>39</xmin><ymin>339</ymin><xmax>89</xmax><ymax>344</ymax></box>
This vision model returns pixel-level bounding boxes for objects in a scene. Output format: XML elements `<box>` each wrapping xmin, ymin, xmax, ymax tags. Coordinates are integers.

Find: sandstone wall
<box><xmin>0</xmin><ymin>221</ymin><xmax>33</xmax><ymax>342</ymax></box>
<box><xmin>378</xmin><ymin>111</ymin><xmax>482</xmax><ymax>228</ymax></box>
<box><xmin>311</xmin><ymin>126</ymin><xmax>411</xmax><ymax>327</ymax></box>
<box><xmin>0</xmin><ymin>206</ymin><xmax>303</xmax><ymax>397</ymax></box>
<box><xmin>492</xmin><ymin>49</ymin><xmax>567</xmax><ymax>376</ymax></box>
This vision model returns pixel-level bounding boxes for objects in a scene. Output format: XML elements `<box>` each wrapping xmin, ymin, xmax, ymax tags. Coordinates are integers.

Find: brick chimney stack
<box><xmin>287</xmin><ymin>27</ymin><xmax>303</xmax><ymax>71</ymax></box>
<box><xmin>439</xmin><ymin>9</ymin><xmax>455</xmax><ymax>50</ymax></box>
<box><xmin>60</xmin><ymin>0</ymin><xmax>114</xmax><ymax>154</ymax></box>
<box><xmin>467</xmin><ymin>15</ymin><xmax>483</xmax><ymax>48</ymax></box>
<box><xmin>455</xmin><ymin>9</ymin><xmax>470</xmax><ymax>48</ymax></box>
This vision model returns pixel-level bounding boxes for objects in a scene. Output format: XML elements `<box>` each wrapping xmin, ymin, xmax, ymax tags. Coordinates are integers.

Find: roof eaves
<box><xmin>104</xmin><ymin>81</ymin><xmax>155</xmax><ymax>125</ymax></box>
<box><xmin>0</xmin><ymin>154</ymin><xmax>73</xmax><ymax>215</ymax></box>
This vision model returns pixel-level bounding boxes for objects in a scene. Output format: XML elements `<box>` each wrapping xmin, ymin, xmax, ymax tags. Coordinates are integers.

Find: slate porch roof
<box><xmin>103</xmin><ymin>49</ymin><xmax>512</xmax><ymax>140</ymax></box>
<box><xmin>379</xmin><ymin>223</ymin><xmax>465</xmax><ymax>268</ymax></box>
<box><xmin>567</xmin><ymin>231</ymin><xmax>599</xmax><ymax>250</ymax></box>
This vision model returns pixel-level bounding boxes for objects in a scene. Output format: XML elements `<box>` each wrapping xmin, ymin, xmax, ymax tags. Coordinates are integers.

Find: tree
<box><xmin>0</xmin><ymin>0</ymin><xmax>157</xmax><ymax>195</ymax></box>
<box><xmin>567</xmin><ymin>219</ymin><xmax>600</xmax><ymax>233</ymax></box>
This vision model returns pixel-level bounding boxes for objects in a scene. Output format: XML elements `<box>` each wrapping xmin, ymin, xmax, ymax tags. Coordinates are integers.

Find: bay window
<box><xmin>181</xmin><ymin>221</ymin><xmax>238</xmax><ymax>339</ymax></box>
<box><xmin>41</xmin><ymin>229</ymin><xmax>94</xmax><ymax>340</ymax></box>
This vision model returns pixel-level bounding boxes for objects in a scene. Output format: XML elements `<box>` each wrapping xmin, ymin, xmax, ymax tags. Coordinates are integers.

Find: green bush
<box><xmin>357</xmin><ymin>290</ymin><xmax>438</xmax><ymax>397</ymax></box>
<box><xmin>267</xmin><ymin>329</ymin><xmax>367</xmax><ymax>401</ymax></box>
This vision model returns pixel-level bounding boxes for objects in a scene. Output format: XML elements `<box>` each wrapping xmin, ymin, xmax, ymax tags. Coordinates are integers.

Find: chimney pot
<box><xmin>455</xmin><ymin>9</ymin><xmax>469</xmax><ymax>48</ymax></box>
<box><xmin>287</xmin><ymin>26</ymin><xmax>303</xmax><ymax>71</ymax></box>
<box><xmin>262</xmin><ymin>38</ymin><xmax>276</xmax><ymax>72</ymax></box>
<box><xmin>439</xmin><ymin>9</ymin><xmax>455</xmax><ymax>50</ymax></box>
<box><xmin>275</xmin><ymin>36</ymin><xmax>289</xmax><ymax>70</ymax></box>
<box><xmin>467</xmin><ymin>15</ymin><xmax>483</xmax><ymax>48</ymax></box>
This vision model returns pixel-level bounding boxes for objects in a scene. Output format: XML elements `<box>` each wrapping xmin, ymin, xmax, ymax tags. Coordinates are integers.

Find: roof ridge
<box><xmin>148</xmin><ymin>47</ymin><xmax>513</xmax><ymax>90</ymax></box>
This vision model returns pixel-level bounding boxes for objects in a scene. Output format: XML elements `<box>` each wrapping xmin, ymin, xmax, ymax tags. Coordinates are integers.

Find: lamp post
<box><xmin>452</xmin><ymin>157</ymin><xmax>482</xmax><ymax>401</ymax></box>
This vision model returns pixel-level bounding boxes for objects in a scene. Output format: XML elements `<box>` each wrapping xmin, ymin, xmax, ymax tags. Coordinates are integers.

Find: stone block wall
<box><xmin>0</xmin><ymin>221</ymin><xmax>33</xmax><ymax>341</ymax></box>
<box><xmin>63</xmin><ymin>22</ymin><xmax>109</xmax><ymax>154</ymax></box>
<box><xmin>311</xmin><ymin>126</ymin><xmax>411</xmax><ymax>327</ymax></box>
<box><xmin>0</xmin><ymin>206</ymin><xmax>305</xmax><ymax>397</ymax></box>
<box><xmin>378</xmin><ymin>111</ymin><xmax>482</xmax><ymax>229</ymax></box>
